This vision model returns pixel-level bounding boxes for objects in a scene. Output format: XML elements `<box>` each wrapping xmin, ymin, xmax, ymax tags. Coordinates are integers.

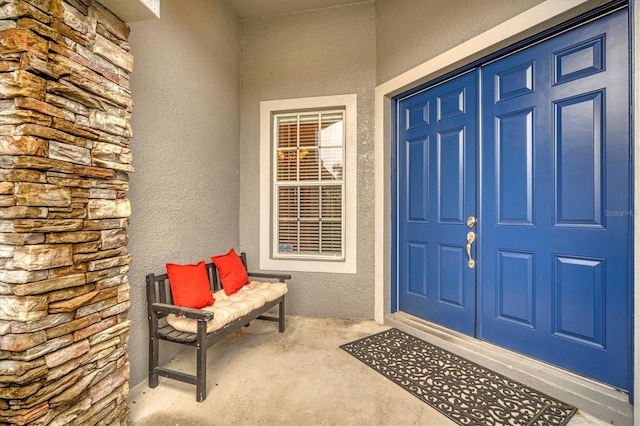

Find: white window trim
<box><xmin>260</xmin><ymin>94</ymin><xmax>357</xmax><ymax>274</ymax></box>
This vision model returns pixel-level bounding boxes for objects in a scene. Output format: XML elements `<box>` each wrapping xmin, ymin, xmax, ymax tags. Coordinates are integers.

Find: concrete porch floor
<box><xmin>128</xmin><ymin>316</ymin><xmax>607</xmax><ymax>425</ymax></box>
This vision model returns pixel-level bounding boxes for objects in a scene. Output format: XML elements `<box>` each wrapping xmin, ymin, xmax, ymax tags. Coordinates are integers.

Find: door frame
<box><xmin>375</xmin><ymin>0</ymin><xmax>636</xmax><ymax>420</ymax></box>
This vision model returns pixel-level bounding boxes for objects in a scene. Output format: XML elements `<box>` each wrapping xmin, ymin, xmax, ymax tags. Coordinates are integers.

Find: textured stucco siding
<box><xmin>375</xmin><ymin>0</ymin><xmax>545</xmax><ymax>84</ymax></box>
<box><xmin>127</xmin><ymin>0</ymin><xmax>241</xmax><ymax>386</ymax></box>
<box><xmin>239</xmin><ymin>2</ymin><xmax>377</xmax><ymax>320</ymax></box>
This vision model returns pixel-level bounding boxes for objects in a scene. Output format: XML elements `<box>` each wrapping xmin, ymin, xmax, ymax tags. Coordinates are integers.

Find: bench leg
<box><xmin>279</xmin><ymin>298</ymin><xmax>285</xmax><ymax>333</ymax></box>
<box><xmin>196</xmin><ymin>320</ymin><xmax>208</xmax><ymax>402</ymax></box>
<box><xmin>149</xmin><ymin>335</ymin><xmax>159</xmax><ymax>388</ymax></box>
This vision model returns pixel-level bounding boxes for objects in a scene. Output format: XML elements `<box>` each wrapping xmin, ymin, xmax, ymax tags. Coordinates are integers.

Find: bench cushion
<box><xmin>166</xmin><ymin>281</ymin><xmax>288</xmax><ymax>334</ymax></box>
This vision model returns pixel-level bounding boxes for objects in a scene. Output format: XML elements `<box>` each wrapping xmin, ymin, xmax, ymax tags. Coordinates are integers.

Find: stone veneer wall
<box><xmin>0</xmin><ymin>1</ymin><xmax>133</xmax><ymax>425</ymax></box>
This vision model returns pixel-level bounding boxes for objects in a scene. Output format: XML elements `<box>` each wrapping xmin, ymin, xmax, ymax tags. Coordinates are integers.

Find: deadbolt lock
<box><xmin>466</xmin><ymin>216</ymin><xmax>477</xmax><ymax>229</ymax></box>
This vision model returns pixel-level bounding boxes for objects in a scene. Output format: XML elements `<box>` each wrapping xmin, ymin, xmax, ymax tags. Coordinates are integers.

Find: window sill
<box><xmin>259</xmin><ymin>256</ymin><xmax>356</xmax><ymax>274</ymax></box>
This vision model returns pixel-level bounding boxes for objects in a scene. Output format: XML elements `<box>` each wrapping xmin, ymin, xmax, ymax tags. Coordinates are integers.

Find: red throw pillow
<box><xmin>166</xmin><ymin>261</ymin><xmax>215</xmax><ymax>309</ymax></box>
<box><xmin>211</xmin><ymin>249</ymin><xmax>250</xmax><ymax>296</ymax></box>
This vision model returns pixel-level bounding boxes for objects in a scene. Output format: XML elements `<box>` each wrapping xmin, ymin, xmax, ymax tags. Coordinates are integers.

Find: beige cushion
<box><xmin>166</xmin><ymin>281</ymin><xmax>287</xmax><ymax>334</ymax></box>
<box><xmin>243</xmin><ymin>281</ymin><xmax>288</xmax><ymax>302</ymax></box>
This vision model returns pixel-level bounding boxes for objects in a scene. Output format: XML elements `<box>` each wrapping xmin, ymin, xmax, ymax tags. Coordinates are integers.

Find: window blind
<box><xmin>274</xmin><ymin>110</ymin><xmax>345</xmax><ymax>259</ymax></box>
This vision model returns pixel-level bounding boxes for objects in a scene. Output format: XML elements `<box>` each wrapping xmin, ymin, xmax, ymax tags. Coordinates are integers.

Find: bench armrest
<box><xmin>150</xmin><ymin>302</ymin><xmax>214</xmax><ymax>321</ymax></box>
<box><xmin>247</xmin><ymin>272</ymin><xmax>292</xmax><ymax>282</ymax></box>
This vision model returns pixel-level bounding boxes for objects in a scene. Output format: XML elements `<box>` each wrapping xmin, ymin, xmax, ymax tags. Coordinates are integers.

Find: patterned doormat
<box><xmin>340</xmin><ymin>328</ymin><xmax>577</xmax><ymax>426</ymax></box>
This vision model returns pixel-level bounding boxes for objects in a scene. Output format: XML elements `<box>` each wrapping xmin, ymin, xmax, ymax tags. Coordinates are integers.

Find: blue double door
<box><xmin>396</xmin><ymin>9</ymin><xmax>631</xmax><ymax>391</ymax></box>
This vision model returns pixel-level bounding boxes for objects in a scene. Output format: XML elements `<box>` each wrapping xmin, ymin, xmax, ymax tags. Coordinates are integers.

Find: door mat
<box><xmin>340</xmin><ymin>328</ymin><xmax>577</xmax><ymax>426</ymax></box>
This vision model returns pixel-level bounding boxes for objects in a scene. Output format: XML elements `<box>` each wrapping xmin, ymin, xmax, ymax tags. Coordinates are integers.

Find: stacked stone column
<box><xmin>0</xmin><ymin>1</ymin><xmax>133</xmax><ymax>424</ymax></box>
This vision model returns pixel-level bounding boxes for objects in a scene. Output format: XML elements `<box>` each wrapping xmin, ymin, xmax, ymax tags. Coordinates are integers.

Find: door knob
<box><xmin>466</xmin><ymin>231</ymin><xmax>476</xmax><ymax>269</ymax></box>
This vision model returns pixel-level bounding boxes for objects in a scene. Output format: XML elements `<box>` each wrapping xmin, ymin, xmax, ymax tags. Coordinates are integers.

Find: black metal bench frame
<box><xmin>146</xmin><ymin>252</ymin><xmax>290</xmax><ymax>402</ymax></box>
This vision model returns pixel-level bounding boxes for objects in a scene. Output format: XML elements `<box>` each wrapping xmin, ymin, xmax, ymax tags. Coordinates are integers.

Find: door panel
<box><xmin>555</xmin><ymin>92</ymin><xmax>603</xmax><ymax>226</ymax></box>
<box><xmin>553</xmin><ymin>256</ymin><xmax>605</xmax><ymax>348</ymax></box>
<box><xmin>479</xmin><ymin>9</ymin><xmax>630</xmax><ymax>390</ymax></box>
<box><xmin>397</xmin><ymin>71</ymin><xmax>477</xmax><ymax>336</ymax></box>
<box><xmin>496</xmin><ymin>108</ymin><xmax>534</xmax><ymax>224</ymax></box>
<box><xmin>496</xmin><ymin>250</ymin><xmax>535</xmax><ymax>328</ymax></box>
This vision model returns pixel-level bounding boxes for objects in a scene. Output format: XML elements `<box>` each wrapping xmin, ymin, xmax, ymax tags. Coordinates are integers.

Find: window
<box><xmin>260</xmin><ymin>95</ymin><xmax>357</xmax><ymax>273</ymax></box>
<box><xmin>274</xmin><ymin>110</ymin><xmax>344</xmax><ymax>259</ymax></box>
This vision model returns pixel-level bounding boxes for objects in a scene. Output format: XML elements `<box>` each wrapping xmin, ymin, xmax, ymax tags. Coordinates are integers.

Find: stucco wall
<box><xmin>239</xmin><ymin>2</ymin><xmax>377</xmax><ymax>319</ymax></box>
<box><xmin>375</xmin><ymin>0</ymin><xmax>545</xmax><ymax>84</ymax></box>
<box><xmin>127</xmin><ymin>0</ymin><xmax>241</xmax><ymax>386</ymax></box>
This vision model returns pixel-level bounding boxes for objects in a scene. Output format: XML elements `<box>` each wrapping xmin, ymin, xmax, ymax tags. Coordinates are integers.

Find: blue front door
<box><xmin>479</xmin><ymin>8</ymin><xmax>630</xmax><ymax>391</ymax></box>
<box><xmin>397</xmin><ymin>71</ymin><xmax>477</xmax><ymax>336</ymax></box>
<box><xmin>395</xmin><ymin>8</ymin><xmax>631</xmax><ymax>391</ymax></box>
